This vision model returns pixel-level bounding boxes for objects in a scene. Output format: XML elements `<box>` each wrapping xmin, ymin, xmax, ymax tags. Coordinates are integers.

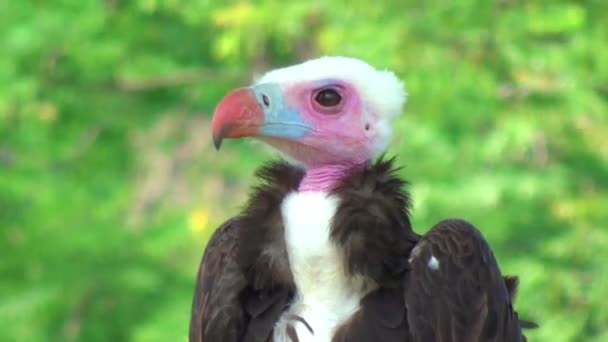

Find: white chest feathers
<box><xmin>273</xmin><ymin>191</ymin><xmax>367</xmax><ymax>342</ymax></box>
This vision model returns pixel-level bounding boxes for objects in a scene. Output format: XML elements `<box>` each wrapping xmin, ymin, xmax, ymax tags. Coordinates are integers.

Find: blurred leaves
<box><xmin>1</xmin><ymin>0</ymin><xmax>607</xmax><ymax>341</ymax></box>
<box><xmin>189</xmin><ymin>208</ymin><xmax>209</xmax><ymax>235</ymax></box>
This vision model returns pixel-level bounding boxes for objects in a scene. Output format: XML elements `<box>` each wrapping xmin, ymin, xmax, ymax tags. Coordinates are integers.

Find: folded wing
<box><xmin>189</xmin><ymin>218</ymin><xmax>291</xmax><ymax>342</ymax></box>
<box><xmin>405</xmin><ymin>219</ymin><xmax>532</xmax><ymax>342</ymax></box>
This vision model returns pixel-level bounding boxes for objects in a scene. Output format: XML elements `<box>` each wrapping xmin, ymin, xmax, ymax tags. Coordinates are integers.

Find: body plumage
<box><xmin>189</xmin><ymin>57</ymin><xmax>535</xmax><ymax>341</ymax></box>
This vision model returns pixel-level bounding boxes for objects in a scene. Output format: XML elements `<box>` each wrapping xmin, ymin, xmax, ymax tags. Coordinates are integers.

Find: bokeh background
<box><xmin>1</xmin><ymin>0</ymin><xmax>607</xmax><ymax>341</ymax></box>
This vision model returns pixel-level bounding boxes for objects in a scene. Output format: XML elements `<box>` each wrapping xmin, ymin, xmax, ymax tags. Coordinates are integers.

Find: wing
<box><xmin>189</xmin><ymin>218</ymin><xmax>248</xmax><ymax>342</ymax></box>
<box><xmin>405</xmin><ymin>218</ymin><xmax>533</xmax><ymax>342</ymax></box>
<box><xmin>189</xmin><ymin>218</ymin><xmax>291</xmax><ymax>342</ymax></box>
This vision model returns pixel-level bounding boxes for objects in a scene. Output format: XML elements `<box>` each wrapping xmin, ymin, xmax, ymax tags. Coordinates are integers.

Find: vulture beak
<box><xmin>211</xmin><ymin>87</ymin><xmax>263</xmax><ymax>150</ymax></box>
<box><xmin>211</xmin><ymin>83</ymin><xmax>312</xmax><ymax>150</ymax></box>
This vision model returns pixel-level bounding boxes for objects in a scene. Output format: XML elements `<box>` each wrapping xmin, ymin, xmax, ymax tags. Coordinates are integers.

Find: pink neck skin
<box><xmin>298</xmin><ymin>162</ymin><xmax>365</xmax><ymax>192</ymax></box>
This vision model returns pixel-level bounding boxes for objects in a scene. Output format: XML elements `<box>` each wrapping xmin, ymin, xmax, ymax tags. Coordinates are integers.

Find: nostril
<box><xmin>262</xmin><ymin>95</ymin><xmax>270</xmax><ymax>107</ymax></box>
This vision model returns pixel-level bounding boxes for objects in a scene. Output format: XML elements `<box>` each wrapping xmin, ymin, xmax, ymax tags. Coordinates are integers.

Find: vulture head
<box><xmin>211</xmin><ymin>57</ymin><xmax>406</xmax><ymax>168</ymax></box>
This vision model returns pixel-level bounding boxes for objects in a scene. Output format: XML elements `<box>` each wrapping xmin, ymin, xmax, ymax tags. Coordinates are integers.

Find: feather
<box><xmin>189</xmin><ymin>160</ymin><xmax>535</xmax><ymax>342</ymax></box>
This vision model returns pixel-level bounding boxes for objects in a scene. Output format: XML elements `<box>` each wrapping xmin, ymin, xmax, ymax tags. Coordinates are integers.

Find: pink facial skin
<box><xmin>255</xmin><ymin>79</ymin><xmax>377</xmax><ymax>192</ymax></box>
<box><xmin>277</xmin><ymin>80</ymin><xmax>375</xmax><ymax>168</ymax></box>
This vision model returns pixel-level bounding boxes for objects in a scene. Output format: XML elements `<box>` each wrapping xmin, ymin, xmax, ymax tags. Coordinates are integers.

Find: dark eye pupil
<box><xmin>315</xmin><ymin>89</ymin><xmax>341</xmax><ymax>107</ymax></box>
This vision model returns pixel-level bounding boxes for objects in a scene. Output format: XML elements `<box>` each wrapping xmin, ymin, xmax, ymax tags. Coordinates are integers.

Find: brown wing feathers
<box><xmin>189</xmin><ymin>218</ymin><xmax>249</xmax><ymax>342</ymax></box>
<box><xmin>405</xmin><ymin>219</ymin><xmax>532</xmax><ymax>342</ymax></box>
<box><xmin>189</xmin><ymin>161</ymin><xmax>303</xmax><ymax>342</ymax></box>
<box><xmin>190</xmin><ymin>159</ymin><xmax>534</xmax><ymax>342</ymax></box>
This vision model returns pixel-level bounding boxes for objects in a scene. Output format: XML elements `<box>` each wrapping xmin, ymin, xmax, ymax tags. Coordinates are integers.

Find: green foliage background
<box><xmin>1</xmin><ymin>0</ymin><xmax>607</xmax><ymax>341</ymax></box>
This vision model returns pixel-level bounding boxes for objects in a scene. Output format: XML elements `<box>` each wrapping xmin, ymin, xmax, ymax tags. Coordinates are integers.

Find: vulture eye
<box><xmin>314</xmin><ymin>88</ymin><xmax>342</xmax><ymax>107</ymax></box>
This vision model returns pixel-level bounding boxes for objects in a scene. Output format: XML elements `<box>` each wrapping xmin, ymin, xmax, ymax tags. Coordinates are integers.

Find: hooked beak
<box><xmin>210</xmin><ymin>83</ymin><xmax>312</xmax><ymax>150</ymax></box>
<box><xmin>211</xmin><ymin>87</ymin><xmax>264</xmax><ymax>150</ymax></box>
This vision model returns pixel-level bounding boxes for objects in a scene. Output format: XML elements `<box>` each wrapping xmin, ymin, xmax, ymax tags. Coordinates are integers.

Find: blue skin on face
<box><xmin>251</xmin><ymin>83</ymin><xmax>312</xmax><ymax>139</ymax></box>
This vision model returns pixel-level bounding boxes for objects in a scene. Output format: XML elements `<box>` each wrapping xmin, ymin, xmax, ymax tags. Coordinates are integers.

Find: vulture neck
<box><xmin>298</xmin><ymin>161</ymin><xmax>365</xmax><ymax>192</ymax></box>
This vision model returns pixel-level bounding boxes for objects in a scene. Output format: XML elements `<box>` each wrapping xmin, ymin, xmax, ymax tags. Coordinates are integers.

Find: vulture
<box><xmin>190</xmin><ymin>57</ymin><xmax>536</xmax><ymax>342</ymax></box>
